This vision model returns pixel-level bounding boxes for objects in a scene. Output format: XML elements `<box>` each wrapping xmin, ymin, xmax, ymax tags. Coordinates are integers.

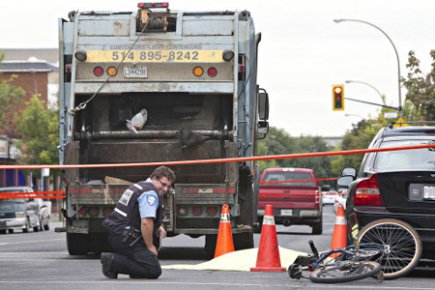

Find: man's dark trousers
<box><xmin>107</xmin><ymin>233</ymin><xmax>161</xmax><ymax>278</ymax></box>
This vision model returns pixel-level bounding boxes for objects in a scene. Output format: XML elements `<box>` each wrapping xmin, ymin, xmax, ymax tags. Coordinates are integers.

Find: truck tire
<box><xmin>89</xmin><ymin>233</ymin><xmax>112</xmax><ymax>254</ymax></box>
<box><xmin>67</xmin><ymin>233</ymin><xmax>89</xmax><ymax>255</ymax></box>
<box><xmin>234</xmin><ymin>232</ymin><xmax>254</xmax><ymax>250</ymax></box>
<box><xmin>205</xmin><ymin>234</ymin><xmax>217</xmax><ymax>259</ymax></box>
<box><xmin>254</xmin><ymin>218</ymin><xmax>263</xmax><ymax>233</ymax></box>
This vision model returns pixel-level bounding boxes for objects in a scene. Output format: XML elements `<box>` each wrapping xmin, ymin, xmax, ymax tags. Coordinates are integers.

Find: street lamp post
<box><xmin>345</xmin><ymin>80</ymin><xmax>385</xmax><ymax>105</ymax></box>
<box><xmin>333</xmin><ymin>18</ymin><xmax>402</xmax><ymax>114</ymax></box>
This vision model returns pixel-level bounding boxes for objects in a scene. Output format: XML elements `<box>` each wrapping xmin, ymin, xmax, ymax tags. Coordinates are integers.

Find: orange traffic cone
<box><xmin>330</xmin><ymin>204</ymin><xmax>347</xmax><ymax>257</ymax></box>
<box><xmin>251</xmin><ymin>204</ymin><xmax>285</xmax><ymax>272</ymax></box>
<box><xmin>214</xmin><ymin>204</ymin><xmax>235</xmax><ymax>258</ymax></box>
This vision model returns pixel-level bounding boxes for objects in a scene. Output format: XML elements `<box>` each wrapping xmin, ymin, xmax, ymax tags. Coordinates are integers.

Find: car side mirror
<box><xmin>341</xmin><ymin>167</ymin><xmax>356</xmax><ymax>177</ymax></box>
<box><xmin>337</xmin><ymin>175</ymin><xmax>353</xmax><ymax>188</ymax></box>
<box><xmin>257</xmin><ymin>89</ymin><xmax>269</xmax><ymax>121</ymax></box>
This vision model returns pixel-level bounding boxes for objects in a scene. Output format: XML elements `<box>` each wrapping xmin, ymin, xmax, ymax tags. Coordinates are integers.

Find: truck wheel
<box><xmin>234</xmin><ymin>232</ymin><xmax>254</xmax><ymax>250</ymax></box>
<box><xmin>254</xmin><ymin>219</ymin><xmax>263</xmax><ymax>233</ymax></box>
<box><xmin>204</xmin><ymin>234</ymin><xmax>217</xmax><ymax>259</ymax></box>
<box><xmin>67</xmin><ymin>233</ymin><xmax>89</xmax><ymax>255</ymax></box>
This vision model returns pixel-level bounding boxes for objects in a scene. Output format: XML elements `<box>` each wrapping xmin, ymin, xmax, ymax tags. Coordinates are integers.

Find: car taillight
<box><xmin>354</xmin><ymin>174</ymin><xmax>384</xmax><ymax>206</ymax></box>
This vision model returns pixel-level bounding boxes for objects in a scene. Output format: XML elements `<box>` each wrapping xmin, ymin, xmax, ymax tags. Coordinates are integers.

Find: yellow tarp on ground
<box><xmin>162</xmin><ymin>247</ymin><xmax>307</xmax><ymax>272</ymax></box>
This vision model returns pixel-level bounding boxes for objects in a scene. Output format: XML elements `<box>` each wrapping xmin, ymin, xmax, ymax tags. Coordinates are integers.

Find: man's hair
<box><xmin>150</xmin><ymin>166</ymin><xmax>176</xmax><ymax>183</ymax></box>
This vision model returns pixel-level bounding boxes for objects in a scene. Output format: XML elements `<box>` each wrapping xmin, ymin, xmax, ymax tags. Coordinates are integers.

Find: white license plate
<box><xmin>281</xmin><ymin>209</ymin><xmax>293</xmax><ymax>216</ymax></box>
<box><xmin>423</xmin><ymin>186</ymin><xmax>435</xmax><ymax>199</ymax></box>
<box><xmin>124</xmin><ymin>66</ymin><xmax>147</xmax><ymax>78</ymax></box>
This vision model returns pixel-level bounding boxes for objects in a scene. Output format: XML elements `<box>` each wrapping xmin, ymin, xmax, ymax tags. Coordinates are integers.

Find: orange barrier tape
<box><xmin>0</xmin><ymin>143</ymin><xmax>434</xmax><ymax>170</ymax></box>
<box><xmin>0</xmin><ymin>190</ymin><xmax>66</xmax><ymax>200</ymax></box>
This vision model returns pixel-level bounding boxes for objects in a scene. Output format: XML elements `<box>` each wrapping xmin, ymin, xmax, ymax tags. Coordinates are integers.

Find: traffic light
<box><xmin>332</xmin><ymin>84</ymin><xmax>345</xmax><ymax>111</ymax></box>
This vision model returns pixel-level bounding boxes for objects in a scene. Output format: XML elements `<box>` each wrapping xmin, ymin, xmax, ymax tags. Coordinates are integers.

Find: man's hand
<box><xmin>158</xmin><ymin>225</ymin><xmax>167</xmax><ymax>239</ymax></box>
<box><xmin>148</xmin><ymin>245</ymin><xmax>158</xmax><ymax>256</ymax></box>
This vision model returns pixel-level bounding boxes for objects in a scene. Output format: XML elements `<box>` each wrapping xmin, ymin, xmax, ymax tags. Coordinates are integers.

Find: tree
<box><xmin>257</xmin><ymin>127</ymin><xmax>333</xmax><ymax>179</ymax></box>
<box><xmin>15</xmin><ymin>95</ymin><xmax>59</xmax><ymax>165</ymax></box>
<box><xmin>330</xmin><ymin>115</ymin><xmax>388</xmax><ymax>176</ymax></box>
<box><xmin>0</xmin><ymin>53</ymin><xmax>26</xmax><ymax>136</ymax></box>
<box><xmin>402</xmin><ymin>50</ymin><xmax>435</xmax><ymax>121</ymax></box>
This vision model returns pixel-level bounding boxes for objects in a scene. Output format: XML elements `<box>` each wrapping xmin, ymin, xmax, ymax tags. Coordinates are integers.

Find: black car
<box><xmin>338</xmin><ymin>125</ymin><xmax>435</xmax><ymax>279</ymax></box>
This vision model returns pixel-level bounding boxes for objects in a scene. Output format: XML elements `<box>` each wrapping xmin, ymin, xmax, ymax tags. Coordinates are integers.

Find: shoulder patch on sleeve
<box><xmin>147</xmin><ymin>194</ymin><xmax>157</xmax><ymax>206</ymax></box>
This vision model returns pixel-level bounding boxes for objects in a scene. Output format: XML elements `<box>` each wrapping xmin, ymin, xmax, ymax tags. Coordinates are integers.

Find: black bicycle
<box><xmin>288</xmin><ymin>240</ymin><xmax>383</xmax><ymax>284</ymax></box>
<box><xmin>355</xmin><ymin>218</ymin><xmax>422</xmax><ymax>280</ymax></box>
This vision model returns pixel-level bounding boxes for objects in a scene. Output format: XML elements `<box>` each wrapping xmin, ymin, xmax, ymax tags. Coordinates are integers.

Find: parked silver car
<box><xmin>0</xmin><ymin>186</ymin><xmax>50</xmax><ymax>233</ymax></box>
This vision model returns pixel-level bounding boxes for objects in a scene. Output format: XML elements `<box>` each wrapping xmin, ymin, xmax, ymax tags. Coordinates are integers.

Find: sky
<box><xmin>1</xmin><ymin>0</ymin><xmax>434</xmax><ymax>137</ymax></box>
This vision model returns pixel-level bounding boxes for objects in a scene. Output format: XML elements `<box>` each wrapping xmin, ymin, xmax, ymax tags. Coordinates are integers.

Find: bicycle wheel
<box><xmin>309</xmin><ymin>261</ymin><xmax>381</xmax><ymax>283</ymax></box>
<box><xmin>356</xmin><ymin>218</ymin><xmax>422</xmax><ymax>280</ymax></box>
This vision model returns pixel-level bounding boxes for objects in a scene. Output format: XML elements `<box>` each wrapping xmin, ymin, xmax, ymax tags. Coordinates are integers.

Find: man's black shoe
<box><xmin>101</xmin><ymin>252</ymin><xmax>118</xmax><ymax>279</ymax></box>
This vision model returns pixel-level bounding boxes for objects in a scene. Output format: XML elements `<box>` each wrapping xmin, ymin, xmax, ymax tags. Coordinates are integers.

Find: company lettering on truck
<box><xmin>86</xmin><ymin>50</ymin><xmax>226</xmax><ymax>63</ymax></box>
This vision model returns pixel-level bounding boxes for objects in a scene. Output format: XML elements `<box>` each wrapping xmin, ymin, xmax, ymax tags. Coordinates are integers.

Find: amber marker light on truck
<box><xmin>107</xmin><ymin>66</ymin><xmax>118</xmax><ymax>76</ymax></box>
<box><xmin>193</xmin><ymin>66</ymin><xmax>204</xmax><ymax>77</ymax></box>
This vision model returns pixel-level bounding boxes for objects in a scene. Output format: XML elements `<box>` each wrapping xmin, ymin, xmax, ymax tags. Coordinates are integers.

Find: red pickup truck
<box><xmin>257</xmin><ymin>168</ymin><xmax>322</xmax><ymax>234</ymax></box>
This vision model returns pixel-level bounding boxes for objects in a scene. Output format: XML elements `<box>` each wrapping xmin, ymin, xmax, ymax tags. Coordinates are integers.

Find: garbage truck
<box><xmin>57</xmin><ymin>2</ymin><xmax>269</xmax><ymax>256</ymax></box>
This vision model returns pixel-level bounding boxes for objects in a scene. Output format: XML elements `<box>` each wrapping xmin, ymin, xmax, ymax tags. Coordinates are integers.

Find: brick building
<box><xmin>0</xmin><ymin>49</ymin><xmax>58</xmax><ymax>187</ymax></box>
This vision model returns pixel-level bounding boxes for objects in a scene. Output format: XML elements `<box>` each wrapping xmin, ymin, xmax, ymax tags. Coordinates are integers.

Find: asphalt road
<box><xmin>1</xmin><ymin>206</ymin><xmax>434</xmax><ymax>290</ymax></box>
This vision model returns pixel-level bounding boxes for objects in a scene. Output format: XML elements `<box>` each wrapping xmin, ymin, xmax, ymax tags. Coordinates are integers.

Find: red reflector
<box><xmin>103</xmin><ymin>207</ymin><xmax>113</xmax><ymax>217</ymax></box>
<box><xmin>207</xmin><ymin>67</ymin><xmax>218</xmax><ymax>77</ymax></box>
<box><xmin>78</xmin><ymin>207</ymin><xmax>87</xmax><ymax>217</ymax></box>
<box><xmin>206</xmin><ymin>207</ymin><xmax>218</xmax><ymax>216</ymax></box>
<box><xmin>192</xmin><ymin>207</ymin><xmax>203</xmax><ymax>216</ymax></box>
<box><xmin>93</xmin><ymin>66</ymin><xmax>104</xmax><ymax>77</ymax></box>
<box><xmin>354</xmin><ymin>175</ymin><xmax>383</xmax><ymax>206</ymax></box>
<box><xmin>88</xmin><ymin>207</ymin><xmax>99</xmax><ymax>217</ymax></box>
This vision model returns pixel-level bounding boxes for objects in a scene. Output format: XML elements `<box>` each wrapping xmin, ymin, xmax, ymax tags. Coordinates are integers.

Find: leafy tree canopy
<box><xmin>15</xmin><ymin>95</ymin><xmax>59</xmax><ymax>166</ymax></box>
<box><xmin>402</xmin><ymin>50</ymin><xmax>435</xmax><ymax>121</ymax></box>
<box><xmin>0</xmin><ymin>53</ymin><xmax>26</xmax><ymax>134</ymax></box>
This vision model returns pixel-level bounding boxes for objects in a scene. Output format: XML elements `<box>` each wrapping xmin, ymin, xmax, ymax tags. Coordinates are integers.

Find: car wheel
<box><xmin>8</xmin><ymin>229</ymin><xmax>13</xmax><ymax>234</ymax></box>
<box><xmin>312</xmin><ymin>217</ymin><xmax>323</xmax><ymax>235</ymax></box>
<box><xmin>33</xmin><ymin>220</ymin><xmax>40</xmax><ymax>232</ymax></box>
<box><xmin>44</xmin><ymin>221</ymin><xmax>50</xmax><ymax>231</ymax></box>
<box><xmin>0</xmin><ymin>229</ymin><xmax>6</xmax><ymax>234</ymax></box>
<box><xmin>23</xmin><ymin>218</ymin><xmax>31</xmax><ymax>233</ymax></box>
<box><xmin>39</xmin><ymin>218</ymin><xmax>44</xmax><ymax>231</ymax></box>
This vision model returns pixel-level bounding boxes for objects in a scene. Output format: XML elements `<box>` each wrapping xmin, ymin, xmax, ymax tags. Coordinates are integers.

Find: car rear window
<box><xmin>0</xmin><ymin>200</ymin><xmax>26</xmax><ymax>212</ymax></box>
<box><xmin>262</xmin><ymin>171</ymin><xmax>317</xmax><ymax>188</ymax></box>
<box><xmin>374</xmin><ymin>139</ymin><xmax>435</xmax><ymax>170</ymax></box>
